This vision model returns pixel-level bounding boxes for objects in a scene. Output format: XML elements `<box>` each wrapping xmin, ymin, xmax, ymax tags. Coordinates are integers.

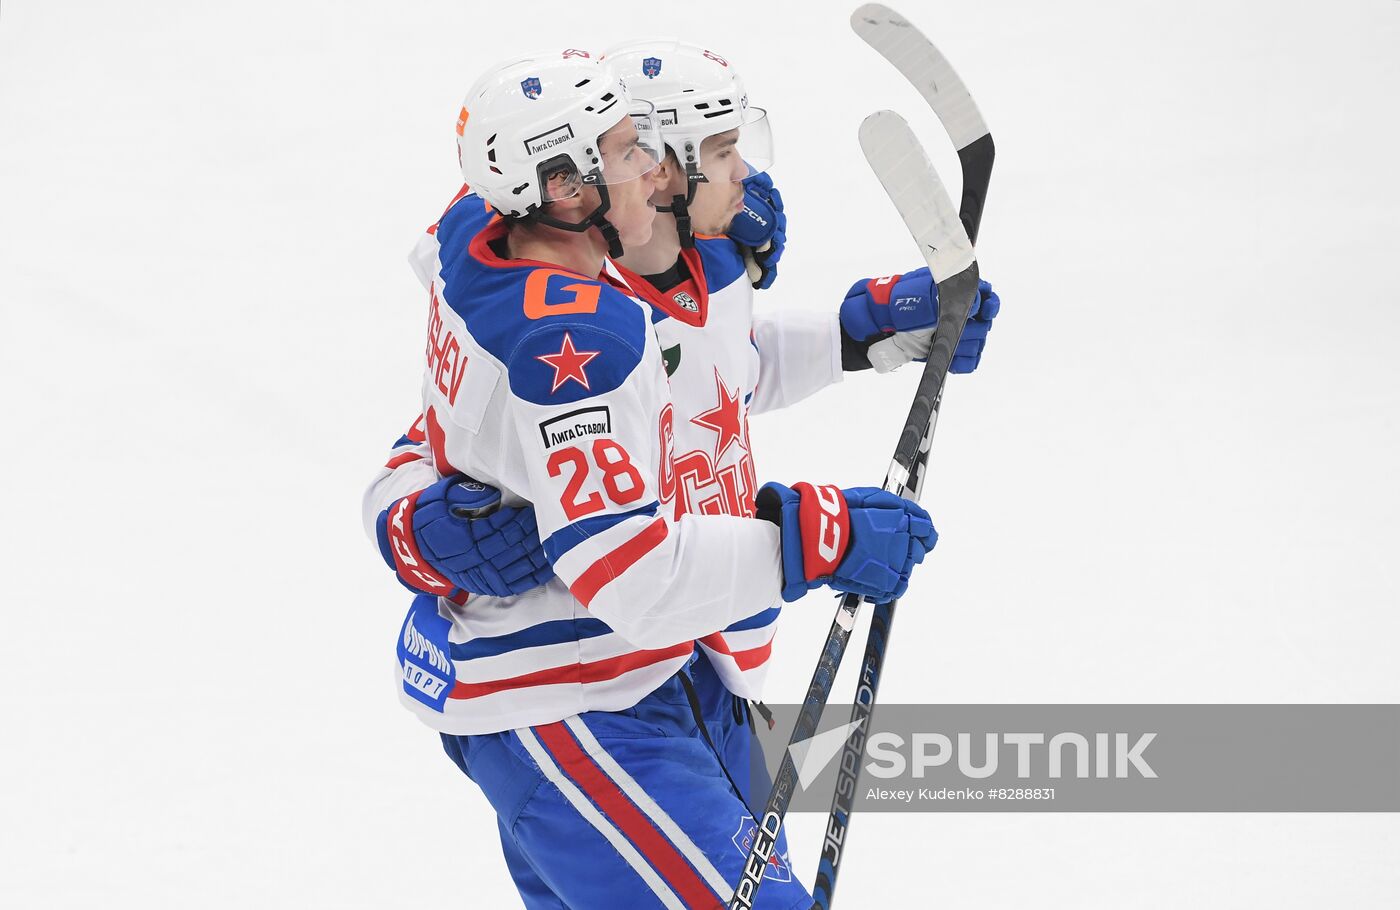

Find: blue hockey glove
<box><xmin>755</xmin><ymin>481</ymin><xmax>937</xmax><ymax>604</ymax></box>
<box><xmin>728</xmin><ymin>170</ymin><xmax>786</xmax><ymax>290</ymax></box>
<box><xmin>956</xmin><ymin>279</ymin><xmax>1000</xmax><ymax>372</ymax></box>
<box><xmin>840</xmin><ymin>269</ymin><xmax>1001</xmax><ymax>374</ymax></box>
<box><xmin>377</xmin><ymin>474</ymin><xmax>555</xmax><ymax>599</ymax></box>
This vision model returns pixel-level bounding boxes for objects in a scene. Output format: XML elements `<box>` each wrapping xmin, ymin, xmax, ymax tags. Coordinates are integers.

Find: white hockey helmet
<box><xmin>601</xmin><ymin>39</ymin><xmax>773</xmax><ymax>191</ymax></box>
<box><xmin>455</xmin><ymin>50</ymin><xmax>664</xmax><ymax>252</ymax></box>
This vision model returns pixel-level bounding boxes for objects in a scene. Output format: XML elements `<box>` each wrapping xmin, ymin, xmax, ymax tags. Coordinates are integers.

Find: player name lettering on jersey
<box><xmin>427</xmin><ymin>287</ymin><xmax>468</xmax><ymax>406</ymax></box>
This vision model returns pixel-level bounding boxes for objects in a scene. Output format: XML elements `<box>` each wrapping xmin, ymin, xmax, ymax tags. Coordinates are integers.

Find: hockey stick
<box><xmin>851</xmin><ymin>3</ymin><xmax>994</xmax><ymax>256</ymax></box>
<box><xmin>728</xmin><ymin>111</ymin><xmax>979</xmax><ymax>910</ymax></box>
<box><xmin>813</xmin><ymin>9</ymin><xmax>995</xmax><ymax>907</ymax></box>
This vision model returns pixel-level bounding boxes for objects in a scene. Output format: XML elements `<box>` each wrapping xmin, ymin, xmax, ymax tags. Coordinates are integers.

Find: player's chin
<box><xmin>706</xmin><ymin>211</ymin><xmax>739</xmax><ymax>237</ymax></box>
<box><xmin>621</xmin><ymin>218</ymin><xmax>655</xmax><ymax>247</ymax></box>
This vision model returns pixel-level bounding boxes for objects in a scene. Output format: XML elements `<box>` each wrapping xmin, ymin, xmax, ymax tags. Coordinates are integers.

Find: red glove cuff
<box><xmin>386</xmin><ymin>492</ymin><xmax>455</xmax><ymax>595</ymax></box>
<box><xmin>793</xmin><ymin>482</ymin><xmax>851</xmax><ymax>582</ymax></box>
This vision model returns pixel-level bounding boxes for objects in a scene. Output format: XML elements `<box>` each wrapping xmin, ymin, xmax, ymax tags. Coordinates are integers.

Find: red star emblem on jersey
<box><xmin>536</xmin><ymin>332</ymin><xmax>600</xmax><ymax>394</ymax></box>
<box><xmin>690</xmin><ymin>367</ymin><xmax>748</xmax><ymax>462</ymax></box>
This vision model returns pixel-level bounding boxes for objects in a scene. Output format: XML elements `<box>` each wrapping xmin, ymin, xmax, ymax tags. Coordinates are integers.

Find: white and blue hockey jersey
<box><xmin>365</xmin><ymin>189</ymin><xmax>842</xmax><ymax>735</ymax></box>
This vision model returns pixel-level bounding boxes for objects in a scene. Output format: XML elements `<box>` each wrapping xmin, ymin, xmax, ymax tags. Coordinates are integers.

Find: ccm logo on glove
<box><xmin>797</xmin><ymin>482</ymin><xmax>850</xmax><ymax>575</ymax></box>
<box><xmin>758</xmin><ymin>480</ymin><xmax>936</xmax><ymax>604</ymax></box>
<box><xmin>387</xmin><ymin>493</ymin><xmax>455</xmax><ymax>594</ymax></box>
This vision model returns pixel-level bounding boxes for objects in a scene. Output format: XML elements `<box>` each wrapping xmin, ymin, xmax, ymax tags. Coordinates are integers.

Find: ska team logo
<box><xmin>521</xmin><ymin>76</ymin><xmax>543</xmax><ymax>100</ymax></box>
<box><xmin>642</xmin><ymin>57</ymin><xmax>663</xmax><ymax>79</ymax></box>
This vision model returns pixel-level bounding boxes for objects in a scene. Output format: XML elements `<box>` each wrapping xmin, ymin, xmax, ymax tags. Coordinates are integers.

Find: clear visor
<box><xmin>607</xmin><ymin>102</ymin><xmax>665</xmax><ymax>184</ymax></box>
<box><xmin>540</xmin><ymin>102</ymin><xmax>664</xmax><ymax>203</ymax></box>
<box><xmin>691</xmin><ymin>106</ymin><xmax>774</xmax><ymax>184</ymax></box>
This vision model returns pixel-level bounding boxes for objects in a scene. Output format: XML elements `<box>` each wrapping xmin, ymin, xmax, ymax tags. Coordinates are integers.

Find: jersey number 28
<box><xmin>546</xmin><ymin>440</ymin><xmax>645</xmax><ymax>520</ymax></box>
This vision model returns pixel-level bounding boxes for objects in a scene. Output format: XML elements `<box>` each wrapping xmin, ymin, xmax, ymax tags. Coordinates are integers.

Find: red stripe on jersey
<box><xmin>447</xmin><ymin>641</ymin><xmax>693</xmax><ymax>700</ymax></box>
<box><xmin>385</xmin><ymin>451</ymin><xmax>424</xmax><ymax>469</ymax></box>
<box><xmin>533</xmin><ymin>722</ymin><xmax>723</xmax><ymax>910</ymax></box>
<box><xmin>569</xmin><ymin>518</ymin><xmax>669</xmax><ymax>607</ymax></box>
<box><xmin>425</xmin><ymin>406</ymin><xmax>459</xmax><ymax>475</ymax></box>
<box><xmin>698</xmin><ymin>632</ymin><xmax>774</xmax><ymax>673</ymax></box>
<box><xmin>405</xmin><ymin>414</ymin><xmax>428</xmax><ymax>445</ymax></box>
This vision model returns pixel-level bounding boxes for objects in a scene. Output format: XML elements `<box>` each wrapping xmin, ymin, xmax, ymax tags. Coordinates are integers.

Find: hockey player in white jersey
<box><xmin>368</xmin><ymin>49</ymin><xmax>946</xmax><ymax>909</ymax></box>
<box><xmin>371</xmin><ymin>41</ymin><xmax>999</xmax><ymax>697</ymax></box>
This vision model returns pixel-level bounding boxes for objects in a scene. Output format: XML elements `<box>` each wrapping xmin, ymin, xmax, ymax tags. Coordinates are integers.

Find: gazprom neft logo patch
<box><xmin>397</xmin><ymin>602</ymin><xmax>455</xmax><ymax>711</ymax></box>
<box><xmin>524</xmin><ymin>123</ymin><xmax>575</xmax><ymax>157</ymax></box>
<box><xmin>539</xmin><ymin>405</ymin><xmax>612</xmax><ymax>449</ymax></box>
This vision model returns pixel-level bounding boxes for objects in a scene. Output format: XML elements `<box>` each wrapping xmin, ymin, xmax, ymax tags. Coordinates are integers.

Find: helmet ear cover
<box><xmin>535</xmin><ymin>154</ymin><xmax>585</xmax><ymax>204</ymax></box>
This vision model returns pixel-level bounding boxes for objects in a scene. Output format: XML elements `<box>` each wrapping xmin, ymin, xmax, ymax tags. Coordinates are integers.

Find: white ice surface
<box><xmin>2</xmin><ymin>0</ymin><xmax>1398</xmax><ymax>907</ymax></box>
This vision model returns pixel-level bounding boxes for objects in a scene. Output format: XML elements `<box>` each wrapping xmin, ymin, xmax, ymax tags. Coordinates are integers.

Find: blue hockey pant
<box><xmin>440</xmin><ymin>650</ymin><xmax>810</xmax><ymax>909</ymax></box>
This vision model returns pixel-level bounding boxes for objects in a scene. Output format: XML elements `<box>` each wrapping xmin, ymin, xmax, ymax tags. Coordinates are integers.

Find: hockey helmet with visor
<box><xmin>456</xmin><ymin>51</ymin><xmax>664</xmax><ymax>256</ymax></box>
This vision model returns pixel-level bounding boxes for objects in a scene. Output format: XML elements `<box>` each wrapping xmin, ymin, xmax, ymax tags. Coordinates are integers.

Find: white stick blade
<box><xmin>850</xmin><ymin>3</ymin><xmax>990</xmax><ymax>151</ymax></box>
<box><xmin>858</xmin><ymin>110</ymin><xmax>975</xmax><ymax>280</ymax></box>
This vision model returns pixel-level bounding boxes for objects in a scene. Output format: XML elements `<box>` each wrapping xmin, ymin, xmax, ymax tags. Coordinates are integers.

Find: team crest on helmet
<box><xmin>521</xmin><ymin>77</ymin><xmax>543</xmax><ymax>100</ymax></box>
<box><xmin>642</xmin><ymin>57</ymin><xmax>663</xmax><ymax>79</ymax></box>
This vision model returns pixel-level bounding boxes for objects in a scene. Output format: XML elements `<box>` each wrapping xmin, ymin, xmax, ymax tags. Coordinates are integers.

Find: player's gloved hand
<box><xmin>376</xmin><ymin>474</ymin><xmax>555</xmax><ymax>599</ymax></box>
<box><xmin>728</xmin><ymin>170</ymin><xmax>786</xmax><ymax>290</ymax></box>
<box><xmin>840</xmin><ymin>270</ymin><xmax>1001</xmax><ymax>374</ymax></box>
<box><xmin>756</xmin><ymin>481</ymin><xmax>937</xmax><ymax>604</ymax></box>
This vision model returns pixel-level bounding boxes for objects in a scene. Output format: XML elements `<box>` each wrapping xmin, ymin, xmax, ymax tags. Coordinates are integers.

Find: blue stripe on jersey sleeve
<box><xmin>449</xmin><ymin>617</ymin><xmax>613</xmax><ymax>661</ymax></box>
<box><xmin>695</xmin><ymin>235</ymin><xmax>748</xmax><ymax>293</ymax></box>
<box><xmin>542</xmin><ymin>502</ymin><xmax>660</xmax><ymax>564</ymax></box>
<box><xmin>723</xmin><ymin>606</ymin><xmax>781</xmax><ymax>633</ymax></box>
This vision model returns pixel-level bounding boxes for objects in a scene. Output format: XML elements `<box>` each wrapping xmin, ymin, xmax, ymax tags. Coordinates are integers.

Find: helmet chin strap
<box><xmin>655</xmin><ymin>162</ymin><xmax>705</xmax><ymax>251</ymax></box>
<box><xmin>667</xmin><ymin>192</ymin><xmax>695</xmax><ymax>251</ymax></box>
<box><xmin>527</xmin><ymin>175</ymin><xmax>625</xmax><ymax>259</ymax></box>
